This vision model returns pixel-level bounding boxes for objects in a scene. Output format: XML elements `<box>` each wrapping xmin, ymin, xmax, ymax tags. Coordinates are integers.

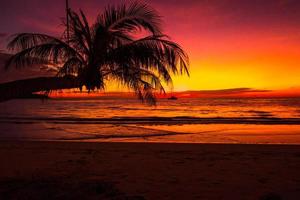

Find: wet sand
<box><xmin>0</xmin><ymin>141</ymin><xmax>300</xmax><ymax>199</ymax></box>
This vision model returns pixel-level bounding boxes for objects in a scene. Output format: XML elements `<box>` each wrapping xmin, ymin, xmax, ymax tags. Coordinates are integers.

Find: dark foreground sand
<box><xmin>0</xmin><ymin>141</ymin><xmax>300</xmax><ymax>200</ymax></box>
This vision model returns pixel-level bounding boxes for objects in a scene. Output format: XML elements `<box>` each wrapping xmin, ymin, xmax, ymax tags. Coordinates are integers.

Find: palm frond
<box><xmin>7</xmin><ymin>33</ymin><xmax>59</xmax><ymax>51</ymax></box>
<box><xmin>6</xmin><ymin>33</ymin><xmax>85</xmax><ymax>70</ymax></box>
<box><xmin>110</xmin><ymin>65</ymin><xmax>164</xmax><ymax>105</ymax></box>
<box><xmin>96</xmin><ymin>1</ymin><xmax>162</xmax><ymax>35</ymax></box>
<box><xmin>57</xmin><ymin>57</ymin><xmax>83</xmax><ymax>77</ymax></box>
<box><xmin>5</xmin><ymin>2</ymin><xmax>190</xmax><ymax>105</ymax></box>
<box><xmin>105</xmin><ymin>35</ymin><xmax>189</xmax><ymax>86</ymax></box>
<box><xmin>5</xmin><ymin>43</ymin><xmax>81</xmax><ymax>70</ymax></box>
<box><xmin>67</xmin><ymin>10</ymin><xmax>91</xmax><ymax>56</ymax></box>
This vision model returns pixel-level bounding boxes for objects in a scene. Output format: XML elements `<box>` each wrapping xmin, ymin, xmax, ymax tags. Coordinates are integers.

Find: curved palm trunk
<box><xmin>0</xmin><ymin>76</ymin><xmax>80</xmax><ymax>102</ymax></box>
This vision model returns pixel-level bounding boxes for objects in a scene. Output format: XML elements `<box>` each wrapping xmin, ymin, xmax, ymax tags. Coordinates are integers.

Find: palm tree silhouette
<box><xmin>1</xmin><ymin>2</ymin><xmax>189</xmax><ymax>104</ymax></box>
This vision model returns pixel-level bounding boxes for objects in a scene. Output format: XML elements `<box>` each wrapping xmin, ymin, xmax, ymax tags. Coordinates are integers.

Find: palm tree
<box><xmin>1</xmin><ymin>1</ymin><xmax>189</xmax><ymax>104</ymax></box>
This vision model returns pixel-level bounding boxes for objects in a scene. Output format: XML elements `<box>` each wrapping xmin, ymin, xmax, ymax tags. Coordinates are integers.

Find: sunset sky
<box><xmin>1</xmin><ymin>0</ymin><xmax>300</xmax><ymax>92</ymax></box>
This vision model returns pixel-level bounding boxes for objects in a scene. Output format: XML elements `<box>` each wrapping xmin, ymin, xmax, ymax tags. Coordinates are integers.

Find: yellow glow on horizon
<box><xmin>170</xmin><ymin>48</ymin><xmax>300</xmax><ymax>91</ymax></box>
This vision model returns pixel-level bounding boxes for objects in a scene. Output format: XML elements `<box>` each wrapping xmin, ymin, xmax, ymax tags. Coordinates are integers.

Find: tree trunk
<box><xmin>0</xmin><ymin>76</ymin><xmax>80</xmax><ymax>102</ymax></box>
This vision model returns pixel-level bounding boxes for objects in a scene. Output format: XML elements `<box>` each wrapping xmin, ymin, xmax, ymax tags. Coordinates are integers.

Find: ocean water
<box><xmin>0</xmin><ymin>97</ymin><xmax>300</xmax><ymax>144</ymax></box>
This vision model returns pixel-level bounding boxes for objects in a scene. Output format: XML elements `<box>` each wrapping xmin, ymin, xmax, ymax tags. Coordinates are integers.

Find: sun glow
<box><xmin>1</xmin><ymin>0</ymin><xmax>300</xmax><ymax>95</ymax></box>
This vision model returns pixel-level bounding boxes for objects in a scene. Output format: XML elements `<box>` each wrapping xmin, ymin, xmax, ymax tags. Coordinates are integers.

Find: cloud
<box><xmin>169</xmin><ymin>88</ymin><xmax>275</xmax><ymax>98</ymax></box>
<box><xmin>197</xmin><ymin>88</ymin><xmax>271</xmax><ymax>94</ymax></box>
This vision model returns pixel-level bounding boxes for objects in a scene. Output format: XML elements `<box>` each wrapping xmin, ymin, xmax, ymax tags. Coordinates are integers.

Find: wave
<box><xmin>1</xmin><ymin>116</ymin><xmax>300</xmax><ymax>125</ymax></box>
<box><xmin>57</xmin><ymin>131</ymin><xmax>191</xmax><ymax>141</ymax></box>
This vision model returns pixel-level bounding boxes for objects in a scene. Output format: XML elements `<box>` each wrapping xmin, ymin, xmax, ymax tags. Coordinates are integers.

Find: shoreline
<box><xmin>3</xmin><ymin>139</ymin><xmax>300</xmax><ymax>145</ymax></box>
<box><xmin>3</xmin><ymin>116</ymin><xmax>300</xmax><ymax>125</ymax></box>
<box><xmin>2</xmin><ymin>122</ymin><xmax>300</xmax><ymax>144</ymax></box>
<box><xmin>1</xmin><ymin>141</ymin><xmax>300</xmax><ymax>199</ymax></box>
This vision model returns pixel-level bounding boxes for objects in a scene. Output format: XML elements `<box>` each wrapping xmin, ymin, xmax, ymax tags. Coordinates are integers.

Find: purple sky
<box><xmin>1</xmin><ymin>0</ymin><xmax>300</xmax><ymax>90</ymax></box>
<box><xmin>1</xmin><ymin>0</ymin><xmax>300</xmax><ymax>42</ymax></box>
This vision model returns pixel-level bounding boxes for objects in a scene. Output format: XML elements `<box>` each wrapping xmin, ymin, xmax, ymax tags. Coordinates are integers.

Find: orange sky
<box><xmin>1</xmin><ymin>0</ymin><xmax>300</xmax><ymax>92</ymax></box>
<box><xmin>169</xmin><ymin>30</ymin><xmax>300</xmax><ymax>91</ymax></box>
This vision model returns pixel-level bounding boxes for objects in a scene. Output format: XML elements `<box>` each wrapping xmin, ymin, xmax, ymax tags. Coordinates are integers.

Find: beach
<box><xmin>1</xmin><ymin>0</ymin><xmax>300</xmax><ymax>199</ymax></box>
<box><xmin>0</xmin><ymin>141</ymin><xmax>300</xmax><ymax>199</ymax></box>
<box><xmin>1</xmin><ymin>99</ymin><xmax>300</xmax><ymax>199</ymax></box>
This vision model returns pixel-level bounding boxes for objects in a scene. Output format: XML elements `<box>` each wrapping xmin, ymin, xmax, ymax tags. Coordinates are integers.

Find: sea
<box><xmin>1</xmin><ymin>97</ymin><xmax>300</xmax><ymax>144</ymax></box>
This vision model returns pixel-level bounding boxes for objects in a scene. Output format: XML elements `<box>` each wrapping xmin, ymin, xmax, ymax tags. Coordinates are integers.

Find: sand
<box><xmin>0</xmin><ymin>141</ymin><xmax>300</xmax><ymax>199</ymax></box>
